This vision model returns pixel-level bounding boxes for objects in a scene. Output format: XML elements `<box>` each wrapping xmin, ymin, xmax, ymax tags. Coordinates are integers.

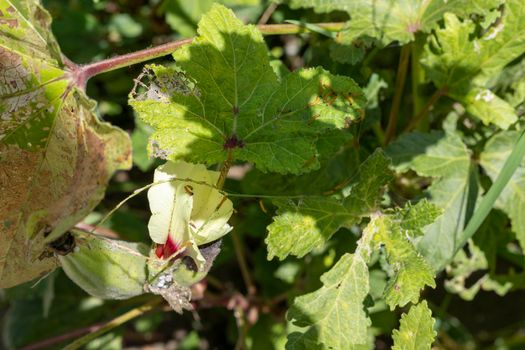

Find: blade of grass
<box><xmin>453</xmin><ymin>128</ymin><xmax>525</xmax><ymax>261</ymax></box>
<box><xmin>62</xmin><ymin>298</ymin><xmax>162</xmax><ymax>350</ymax></box>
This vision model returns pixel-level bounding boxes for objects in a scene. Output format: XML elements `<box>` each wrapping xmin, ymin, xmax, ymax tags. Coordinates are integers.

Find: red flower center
<box><xmin>155</xmin><ymin>235</ymin><xmax>179</xmax><ymax>259</ymax></box>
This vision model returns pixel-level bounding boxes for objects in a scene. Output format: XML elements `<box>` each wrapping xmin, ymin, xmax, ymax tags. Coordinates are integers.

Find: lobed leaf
<box><xmin>445</xmin><ymin>239</ymin><xmax>512</xmax><ymax>300</ymax></box>
<box><xmin>286</xmin><ymin>222</ymin><xmax>376</xmax><ymax>350</ymax></box>
<box><xmin>130</xmin><ymin>4</ymin><xmax>365</xmax><ymax>174</ymax></box>
<box><xmin>371</xmin><ymin>210</ymin><xmax>437</xmax><ymax>309</ymax></box>
<box><xmin>279</xmin><ymin>0</ymin><xmax>502</xmax><ymax>63</ymax></box>
<box><xmin>0</xmin><ymin>0</ymin><xmax>131</xmax><ymax>288</ymax></box>
<box><xmin>391</xmin><ymin>301</ymin><xmax>436</xmax><ymax>350</ymax></box>
<box><xmin>265</xmin><ymin>150</ymin><xmax>392</xmax><ymax>260</ymax></box>
<box><xmin>422</xmin><ymin>1</ymin><xmax>525</xmax><ymax>128</ymax></box>
<box><xmin>387</xmin><ymin>131</ymin><xmax>478</xmax><ymax>271</ymax></box>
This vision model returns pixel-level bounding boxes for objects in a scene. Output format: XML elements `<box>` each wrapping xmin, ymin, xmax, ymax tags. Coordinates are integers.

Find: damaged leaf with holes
<box><xmin>370</xmin><ymin>202</ymin><xmax>439</xmax><ymax>309</ymax></box>
<box><xmin>129</xmin><ymin>4</ymin><xmax>365</xmax><ymax>174</ymax></box>
<box><xmin>422</xmin><ymin>0</ymin><xmax>525</xmax><ymax>128</ymax></box>
<box><xmin>0</xmin><ymin>0</ymin><xmax>131</xmax><ymax>287</ymax></box>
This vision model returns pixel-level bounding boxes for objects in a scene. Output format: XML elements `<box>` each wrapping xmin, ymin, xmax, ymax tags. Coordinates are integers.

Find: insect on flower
<box><xmin>148</xmin><ymin>161</ymin><xmax>233</xmax><ymax>269</ymax></box>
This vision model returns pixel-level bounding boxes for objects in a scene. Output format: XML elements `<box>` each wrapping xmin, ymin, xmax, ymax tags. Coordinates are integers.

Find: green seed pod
<box><xmin>59</xmin><ymin>230</ymin><xmax>149</xmax><ymax>299</ymax></box>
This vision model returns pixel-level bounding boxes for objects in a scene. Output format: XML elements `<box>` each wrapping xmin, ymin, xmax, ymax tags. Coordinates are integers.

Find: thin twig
<box><xmin>231</xmin><ymin>230</ymin><xmax>256</xmax><ymax>296</ymax></box>
<box><xmin>62</xmin><ymin>298</ymin><xmax>163</xmax><ymax>350</ymax></box>
<box><xmin>258</xmin><ymin>2</ymin><xmax>278</xmax><ymax>24</ymax></box>
<box><xmin>384</xmin><ymin>44</ymin><xmax>411</xmax><ymax>145</ymax></box>
<box><xmin>74</xmin><ymin>222</ymin><xmax>119</xmax><ymax>238</ymax></box>
<box><xmin>404</xmin><ymin>87</ymin><xmax>448</xmax><ymax>132</ymax></box>
<box><xmin>19</xmin><ymin>322</ymin><xmax>107</xmax><ymax>350</ymax></box>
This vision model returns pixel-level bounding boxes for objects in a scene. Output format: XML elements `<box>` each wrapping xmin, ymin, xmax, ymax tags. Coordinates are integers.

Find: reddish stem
<box><xmin>67</xmin><ymin>22</ymin><xmax>345</xmax><ymax>87</ymax></box>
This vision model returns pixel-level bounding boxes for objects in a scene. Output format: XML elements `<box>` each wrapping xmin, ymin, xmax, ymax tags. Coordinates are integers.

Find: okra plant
<box><xmin>2</xmin><ymin>0</ymin><xmax>525</xmax><ymax>349</ymax></box>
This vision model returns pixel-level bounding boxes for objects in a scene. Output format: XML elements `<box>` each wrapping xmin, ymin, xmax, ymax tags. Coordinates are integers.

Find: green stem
<box><xmin>76</xmin><ymin>22</ymin><xmax>345</xmax><ymax>85</ymax></box>
<box><xmin>217</xmin><ymin>150</ymin><xmax>233</xmax><ymax>190</ymax></box>
<box><xmin>452</xmin><ymin>128</ymin><xmax>525</xmax><ymax>262</ymax></box>
<box><xmin>384</xmin><ymin>44</ymin><xmax>411</xmax><ymax>145</ymax></box>
<box><xmin>411</xmin><ymin>34</ymin><xmax>426</xmax><ymax>130</ymax></box>
<box><xmin>232</xmin><ymin>229</ymin><xmax>256</xmax><ymax>296</ymax></box>
<box><xmin>404</xmin><ymin>86</ymin><xmax>447</xmax><ymax>133</ymax></box>
<box><xmin>62</xmin><ymin>298</ymin><xmax>162</xmax><ymax>350</ymax></box>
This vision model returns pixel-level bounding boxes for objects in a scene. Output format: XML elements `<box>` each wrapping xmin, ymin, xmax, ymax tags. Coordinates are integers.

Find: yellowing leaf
<box><xmin>371</xmin><ymin>213</ymin><xmax>436</xmax><ymax>309</ymax></box>
<box><xmin>0</xmin><ymin>0</ymin><xmax>131</xmax><ymax>288</ymax></box>
<box><xmin>392</xmin><ymin>301</ymin><xmax>436</xmax><ymax>350</ymax></box>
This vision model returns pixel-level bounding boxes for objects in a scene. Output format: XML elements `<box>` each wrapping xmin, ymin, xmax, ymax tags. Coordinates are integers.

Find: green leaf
<box><xmin>391</xmin><ymin>301</ymin><xmax>436</xmax><ymax>350</ymax></box>
<box><xmin>394</xmin><ymin>200</ymin><xmax>443</xmax><ymax>237</ymax></box>
<box><xmin>131</xmin><ymin>117</ymin><xmax>156</xmax><ymax>171</ymax></box>
<box><xmin>371</xmin><ymin>210</ymin><xmax>437</xmax><ymax>309</ymax></box>
<box><xmin>160</xmin><ymin>0</ymin><xmax>261</xmax><ymax>37</ymax></box>
<box><xmin>286</xmin><ymin>222</ymin><xmax>376</xmax><ymax>350</ymax></box>
<box><xmin>241</xmin><ymin>131</ymin><xmax>358</xmax><ymax>196</ymax></box>
<box><xmin>422</xmin><ymin>1</ymin><xmax>525</xmax><ymax>128</ymax></box>
<box><xmin>59</xmin><ymin>231</ymin><xmax>149</xmax><ymax>300</ymax></box>
<box><xmin>130</xmin><ymin>4</ymin><xmax>365</xmax><ymax>174</ymax></box>
<box><xmin>266</xmin><ymin>150</ymin><xmax>392</xmax><ymax>260</ymax></box>
<box><xmin>479</xmin><ymin>131</ymin><xmax>525</xmax><ymax>250</ymax></box>
<box><xmin>280</xmin><ymin>0</ymin><xmax>502</xmax><ymax>46</ymax></box>
<box><xmin>0</xmin><ymin>0</ymin><xmax>131</xmax><ymax>288</ymax></box>
<box><xmin>387</xmin><ymin>131</ymin><xmax>478</xmax><ymax>271</ymax></box>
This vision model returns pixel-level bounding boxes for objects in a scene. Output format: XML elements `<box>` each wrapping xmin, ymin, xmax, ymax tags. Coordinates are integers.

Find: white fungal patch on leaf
<box><xmin>484</xmin><ymin>22</ymin><xmax>505</xmax><ymax>40</ymax></box>
<box><xmin>131</xmin><ymin>65</ymin><xmax>196</xmax><ymax>102</ymax></box>
<box><xmin>475</xmin><ymin>89</ymin><xmax>495</xmax><ymax>102</ymax></box>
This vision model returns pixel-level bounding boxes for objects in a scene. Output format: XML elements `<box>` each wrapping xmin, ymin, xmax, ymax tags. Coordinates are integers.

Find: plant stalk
<box><xmin>232</xmin><ymin>229</ymin><xmax>256</xmax><ymax>296</ymax></box>
<box><xmin>384</xmin><ymin>44</ymin><xmax>411</xmax><ymax>145</ymax></box>
<box><xmin>411</xmin><ymin>34</ymin><xmax>426</xmax><ymax>126</ymax></box>
<box><xmin>62</xmin><ymin>298</ymin><xmax>162</xmax><ymax>350</ymax></box>
<box><xmin>404</xmin><ymin>86</ymin><xmax>448</xmax><ymax>132</ymax></box>
<box><xmin>75</xmin><ymin>22</ymin><xmax>345</xmax><ymax>85</ymax></box>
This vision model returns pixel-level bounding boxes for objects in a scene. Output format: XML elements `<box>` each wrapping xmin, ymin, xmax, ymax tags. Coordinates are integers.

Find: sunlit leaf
<box><xmin>371</xmin><ymin>208</ymin><xmax>438</xmax><ymax>309</ymax></box>
<box><xmin>266</xmin><ymin>150</ymin><xmax>392</xmax><ymax>260</ymax></box>
<box><xmin>391</xmin><ymin>301</ymin><xmax>436</xmax><ymax>350</ymax></box>
<box><xmin>387</xmin><ymin>131</ymin><xmax>478</xmax><ymax>271</ymax></box>
<box><xmin>130</xmin><ymin>4</ymin><xmax>365</xmax><ymax>174</ymax></box>
<box><xmin>422</xmin><ymin>1</ymin><xmax>525</xmax><ymax>128</ymax></box>
<box><xmin>0</xmin><ymin>0</ymin><xmax>131</xmax><ymax>288</ymax></box>
<box><xmin>286</xmin><ymin>223</ymin><xmax>376</xmax><ymax>350</ymax></box>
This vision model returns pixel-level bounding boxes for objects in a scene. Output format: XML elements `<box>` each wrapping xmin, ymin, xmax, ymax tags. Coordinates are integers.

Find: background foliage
<box><xmin>2</xmin><ymin>0</ymin><xmax>525</xmax><ymax>349</ymax></box>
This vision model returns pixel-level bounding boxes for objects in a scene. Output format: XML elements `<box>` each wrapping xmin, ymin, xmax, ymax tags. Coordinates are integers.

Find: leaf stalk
<box><xmin>73</xmin><ymin>22</ymin><xmax>345</xmax><ymax>85</ymax></box>
<box><xmin>384</xmin><ymin>44</ymin><xmax>411</xmax><ymax>145</ymax></box>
